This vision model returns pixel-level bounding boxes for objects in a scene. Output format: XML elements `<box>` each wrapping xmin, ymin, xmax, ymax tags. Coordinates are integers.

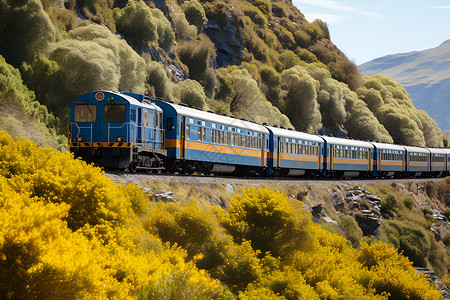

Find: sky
<box><xmin>292</xmin><ymin>0</ymin><xmax>450</xmax><ymax>65</ymax></box>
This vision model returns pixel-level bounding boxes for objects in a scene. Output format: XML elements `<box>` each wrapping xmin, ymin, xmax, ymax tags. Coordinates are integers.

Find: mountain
<box><xmin>358</xmin><ymin>40</ymin><xmax>450</xmax><ymax>131</ymax></box>
<box><xmin>0</xmin><ymin>0</ymin><xmax>444</xmax><ymax>148</ymax></box>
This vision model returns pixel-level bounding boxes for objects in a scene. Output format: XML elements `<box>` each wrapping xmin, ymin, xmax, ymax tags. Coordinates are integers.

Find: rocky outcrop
<box><xmin>204</xmin><ymin>16</ymin><xmax>243</xmax><ymax>68</ymax></box>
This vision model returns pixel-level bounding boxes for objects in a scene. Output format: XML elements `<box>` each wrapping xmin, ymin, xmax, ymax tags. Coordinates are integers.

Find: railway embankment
<box><xmin>107</xmin><ymin>172</ymin><xmax>450</xmax><ymax>295</ymax></box>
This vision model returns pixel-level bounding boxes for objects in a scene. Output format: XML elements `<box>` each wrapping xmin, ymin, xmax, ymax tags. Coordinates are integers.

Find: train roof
<box><xmin>266</xmin><ymin>126</ymin><xmax>323</xmax><ymax>143</ymax></box>
<box><xmin>72</xmin><ymin>91</ymin><xmax>162</xmax><ymax>112</ymax></box>
<box><xmin>370</xmin><ymin>142</ymin><xmax>405</xmax><ymax>152</ymax></box>
<box><xmin>402</xmin><ymin>145</ymin><xmax>430</xmax><ymax>154</ymax></box>
<box><xmin>320</xmin><ymin>136</ymin><xmax>374</xmax><ymax>149</ymax></box>
<box><xmin>428</xmin><ymin>148</ymin><xmax>448</xmax><ymax>155</ymax></box>
<box><xmin>155</xmin><ymin>100</ymin><xmax>269</xmax><ymax>134</ymax></box>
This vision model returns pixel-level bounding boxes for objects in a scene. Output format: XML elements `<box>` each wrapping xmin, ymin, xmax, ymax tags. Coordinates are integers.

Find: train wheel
<box><xmin>129</xmin><ymin>162</ymin><xmax>138</xmax><ymax>173</ymax></box>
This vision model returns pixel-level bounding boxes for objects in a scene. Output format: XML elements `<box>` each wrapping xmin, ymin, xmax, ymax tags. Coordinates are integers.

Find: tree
<box><xmin>20</xmin><ymin>55</ymin><xmax>69</xmax><ymax>121</ymax></box>
<box><xmin>48</xmin><ymin>24</ymin><xmax>146</xmax><ymax>96</ymax></box>
<box><xmin>170</xmin><ymin>79</ymin><xmax>207</xmax><ymax>109</ymax></box>
<box><xmin>281</xmin><ymin>65</ymin><xmax>322</xmax><ymax>133</ymax></box>
<box><xmin>181</xmin><ymin>0</ymin><xmax>208</xmax><ymax>33</ymax></box>
<box><xmin>218</xmin><ymin>69</ymin><xmax>262</xmax><ymax>113</ymax></box>
<box><xmin>0</xmin><ymin>0</ymin><xmax>56</xmax><ymax>67</ymax></box>
<box><xmin>173</xmin><ymin>11</ymin><xmax>198</xmax><ymax>41</ymax></box>
<box><xmin>113</xmin><ymin>0</ymin><xmax>158</xmax><ymax>44</ymax></box>
<box><xmin>145</xmin><ymin>59</ymin><xmax>171</xmax><ymax>99</ymax></box>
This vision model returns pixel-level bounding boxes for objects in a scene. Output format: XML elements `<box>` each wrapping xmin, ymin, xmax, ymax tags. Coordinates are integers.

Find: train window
<box><xmin>186</xmin><ymin>124</ymin><xmax>190</xmax><ymax>140</ymax></box>
<box><xmin>131</xmin><ymin>108</ymin><xmax>137</xmax><ymax>122</ymax></box>
<box><xmin>167</xmin><ymin>118</ymin><xmax>173</xmax><ymax>131</ymax></box>
<box><xmin>74</xmin><ymin>105</ymin><xmax>96</xmax><ymax>122</ymax></box>
<box><xmin>104</xmin><ymin>105</ymin><xmax>126</xmax><ymax>123</ymax></box>
<box><xmin>143</xmin><ymin>110</ymin><xmax>148</xmax><ymax>126</ymax></box>
<box><xmin>197</xmin><ymin>127</ymin><xmax>206</xmax><ymax>142</ymax></box>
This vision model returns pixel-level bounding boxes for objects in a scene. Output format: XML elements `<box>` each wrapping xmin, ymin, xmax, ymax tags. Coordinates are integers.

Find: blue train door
<box><xmin>261</xmin><ymin>138</ymin><xmax>264</xmax><ymax>167</ymax></box>
<box><xmin>137</xmin><ymin>108</ymin><xmax>142</xmax><ymax>144</ymax></box>
<box><xmin>277</xmin><ymin>137</ymin><xmax>281</xmax><ymax>168</ymax></box>
<box><xmin>180</xmin><ymin>116</ymin><xmax>185</xmax><ymax>159</ymax></box>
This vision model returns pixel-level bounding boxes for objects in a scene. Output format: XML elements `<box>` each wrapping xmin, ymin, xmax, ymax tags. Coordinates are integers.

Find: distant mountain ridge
<box><xmin>358</xmin><ymin>40</ymin><xmax>450</xmax><ymax>131</ymax></box>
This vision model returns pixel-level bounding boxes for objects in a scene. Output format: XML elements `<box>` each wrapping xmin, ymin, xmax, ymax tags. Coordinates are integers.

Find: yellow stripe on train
<box><xmin>70</xmin><ymin>142</ymin><xmax>132</xmax><ymax>147</ymax></box>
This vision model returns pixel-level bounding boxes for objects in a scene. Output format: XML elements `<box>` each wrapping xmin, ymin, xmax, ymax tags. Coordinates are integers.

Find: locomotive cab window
<box><xmin>74</xmin><ymin>105</ymin><xmax>97</xmax><ymax>122</ymax></box>
<box><xmin>104</xmin><ymin>104</ymin><xmax>126</xmax><ymax>122</ymax></box>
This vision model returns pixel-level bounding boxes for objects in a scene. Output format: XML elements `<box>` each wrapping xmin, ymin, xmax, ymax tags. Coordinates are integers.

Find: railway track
<box><xmin>105</xmin><ymin>171</ymin><xmax>446</xmax><ymax>186</ymax></box>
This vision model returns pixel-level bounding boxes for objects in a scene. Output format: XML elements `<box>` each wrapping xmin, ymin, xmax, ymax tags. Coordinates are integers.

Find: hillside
<box><xmin>359</xmin><ymin>40</ymin><xmax>450</xmax><ymax>131</ymax></box>
<box><xmin>0</xmin><ymin>130</ymin><xmax>447</xmax><ymax>299</ymax></box>
<box><xmin>0</xmin><ymin>0</ymin><xmax>445</xmax><ymax>150</ymax></box>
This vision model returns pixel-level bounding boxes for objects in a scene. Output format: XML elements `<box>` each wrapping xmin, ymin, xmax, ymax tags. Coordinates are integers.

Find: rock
<box><xmin>311</xmin><ymin>204</ymin><xmax>323</xmax><ymax>217</ymax></box>
<box><xmin>142</xmin><ymin>187</ymin><xmax>153</xmax><ymax>194</ymax></box>
<box><xmin>321</xmin><ymin>216</ymin><xmax>338</xmax><ymax>226</ymax></box>
<box><xmin>334</xmin><ymin>202</ymin><xmax>345</xmax><ymax>212</ymax></box>
<box><xmin>357</xmin><ymin>216</ymin><xmax>381</xmax><ymax>236</ymax></box>
<box><xmin>433</xmin><ymin>209</ymin><xmax>448</xmax><ymax>222</ymax></box>
<box><xmin>155</xmin><ymin>191</ymin><xmax>175</xmax><ymax>202</ymax></box>
<box><xmin>431</xmin><ymin>228</ymin><xmax>441</xmax><ymax>242</ymax></box>
<box><xmin>226</xmin><ymin>184</ymin><xmax>234</xmax><ymax>194</ymax></box>
<box><xmin>366</xmin><ymin>194</ymin><xmax>381</xmax><ymax>202</ymax></box>
<box><xmin>204</xmin><ymin>16</ymin><xmax>243</xmax><ymax>68</ymax></box>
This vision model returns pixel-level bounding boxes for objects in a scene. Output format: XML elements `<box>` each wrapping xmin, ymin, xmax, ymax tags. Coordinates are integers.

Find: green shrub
<box><xmin>251</xmin><ymin>0</ymin><xmax>271</xmax><ymax>14</ymax></box>
<box><xmin>181</xmin><ymin>0</ymin><xmax>208</xmax><ymax>33</ymax></box>
<box><xmin>271</xmin><ymin>2</ymin><xmax>287</xmax><ymax>18</ymax></box>
<box><xmin>170</xmin><ymin>79</ymin><xmax>207</xmax><ymax>109</ymax></box>
<box><xmin>0</xmin><ymin>0</ymin><xmax>56</xmax><ymax>67</ymax></box>
<box><xmin>422</xmin><ymin>207</ymin><xmax>434</xmax><ymax>222</ymax></box>
<box><xmin>176</xmin><ymin>35</ymin><xmax>216</xmax><ymax>81</ymax></box>
<box><xmin>173</xmin><ymin>11</ymin><xmax>198</xmax><ymax>41</ymax></box>
<box><xmin>20</xmin><ymin>55</ymin><xmax>70</xmax><ymax>123</ymax></box>
<box><xmin>145</xmin><ymin>59</ymin><xmax>171</xmax><ymax>99</ymax></box>
<box><xmin>151</xmin><ymin>8</ymin><xmax>175</xmax><ymax>52</ymax></box>
<box><xmin>113</xmin><ymin>0</ymin><xmax>158</xmax><ymax>44</ymax></box>
<box><xmin>278</xmin><ymin>50</ymin><xmax>301</xmax><ymax>69</ymax></box>
<box><xmin>379</xmin><ymin>220</ymin><xmax>445</xmax><ymax>275</ymax></box>
<box><xmin>293</xmin><ymin>30</ymin><xmax>311</xmax><ymax>48</ymax></box>
<box><xmin>380</xmin><ymin>194</ymin><xmax>397</xmax><ymax>215</ymax></box>
<box><xmin>403</xmin><ymin>196</ymin><xmax>414</xmax><ymax>210</ymax></box>
<box><xmin>338</xmin><ymin>215</ymin><xmax>363</xmax><ymax>249</ymax></box>
<box><xmin>425</xmin><ymin>181</ymin><xmax>435</xmax><ymax>197</ymax></box>
<box><xmin>242</xmin><ymin>5</ymin><xmax>267</xmax><ymax>27</ymax></box>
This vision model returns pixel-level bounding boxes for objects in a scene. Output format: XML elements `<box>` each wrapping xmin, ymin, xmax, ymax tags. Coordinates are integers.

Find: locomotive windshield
<box><xmin>104</xmin><ymin>104</ymin><xmax>126</xmax><ymax>122</ymax></box>
<box><xmin>74</xmin><ymin>105</ymin><xmax>97</xmax><ymax>122</ymax></box>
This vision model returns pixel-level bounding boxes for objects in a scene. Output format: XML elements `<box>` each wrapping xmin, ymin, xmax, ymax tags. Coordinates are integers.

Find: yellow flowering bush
<box><xmin>0</xmin><ymin>131</ymin><xmax>223</xmax><ymax>299</ymax></box>
<box><xmin>0</xmin><ymin>131</ymin><xmax>443</xmax><ymax>299</ymax></box>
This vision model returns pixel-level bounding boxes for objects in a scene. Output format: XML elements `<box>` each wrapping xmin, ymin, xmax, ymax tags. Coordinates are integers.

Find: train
<box><xmin>69</xmin><ymin>91</ymin><xmax>450</xmax><ymax>178</ymax></box>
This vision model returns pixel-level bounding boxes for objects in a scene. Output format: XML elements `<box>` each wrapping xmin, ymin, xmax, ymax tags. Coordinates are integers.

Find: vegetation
<box><xmin>0</xmin><ymin>131</ymin><xmax>444</xmax><ymax>299</ymax></box>
<box><xmin>0</xmin><ymin>0</ymin><xmax>444</xmax><ymax>148</ymax></box>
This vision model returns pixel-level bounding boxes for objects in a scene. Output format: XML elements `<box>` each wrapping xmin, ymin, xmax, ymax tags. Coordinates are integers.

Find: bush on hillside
<box><xmin>48</xmin><ymin>23</ymin><xmax>147</xmax><ymax>96</ymax></box>
<box><xmin>0</xmin><ymin>0</ymin><xmax>56</xmax><ymax>67</ymax></box>
<box><xmin>170</xmin><ymin>79</ymin><xmax>207</xmax><ymax>109</ymax></box>
<box><xmin>113</xmin><ymin>0</ymin><xmax>158</xmax><ymax>44</ymax></box>
<box><xmin>0</xmin><ymin>56</ymin><xmax>66</xmax><ymax>150</ymax></box>
<box><xmin>173</xmin><ymin>11</ymin><xmax>198</xmax><ymax>41</ymax></box>
<box><xmin>181</xmin><ymin>0</ymin><xmax>208</xmax><ymax>33</ymax></box>
<box><xmin>145</xmin><ymin>59</ymin><xmax>171</xmax><ymax>99</ymax></box>
<box><xmin>380</xmin><ymin>220</ymin><xmax>446</xmax><ymax>276</ymax></box>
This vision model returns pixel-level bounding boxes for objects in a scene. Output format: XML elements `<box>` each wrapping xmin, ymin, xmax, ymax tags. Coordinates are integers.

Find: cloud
<box><xmin>293</xmin><ymin>0</ymin><xmax>385</xmax><ymax>19</ymax></box>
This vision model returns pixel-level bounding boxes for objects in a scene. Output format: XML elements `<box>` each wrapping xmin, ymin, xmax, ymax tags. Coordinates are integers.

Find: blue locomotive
<box><xmin>69</xmin><ymin>91</ymin><xmax>450</xmax><ymax>178</ymax></box>
<box><xmin>69</xmin><ymin>91</ymin><xmax>166</xmax><ymax>171</ymax></box>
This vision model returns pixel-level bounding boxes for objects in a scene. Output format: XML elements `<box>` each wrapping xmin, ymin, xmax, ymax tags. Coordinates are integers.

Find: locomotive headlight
<box><xmin>117</xmin><ymin>137</ymin><xmax>122</xmax><ymax>142</ymax></box>
<box><xmin>78</xmin><ymin>137</ymin><xmax>83</xmax><ymax>142</ymax></box>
